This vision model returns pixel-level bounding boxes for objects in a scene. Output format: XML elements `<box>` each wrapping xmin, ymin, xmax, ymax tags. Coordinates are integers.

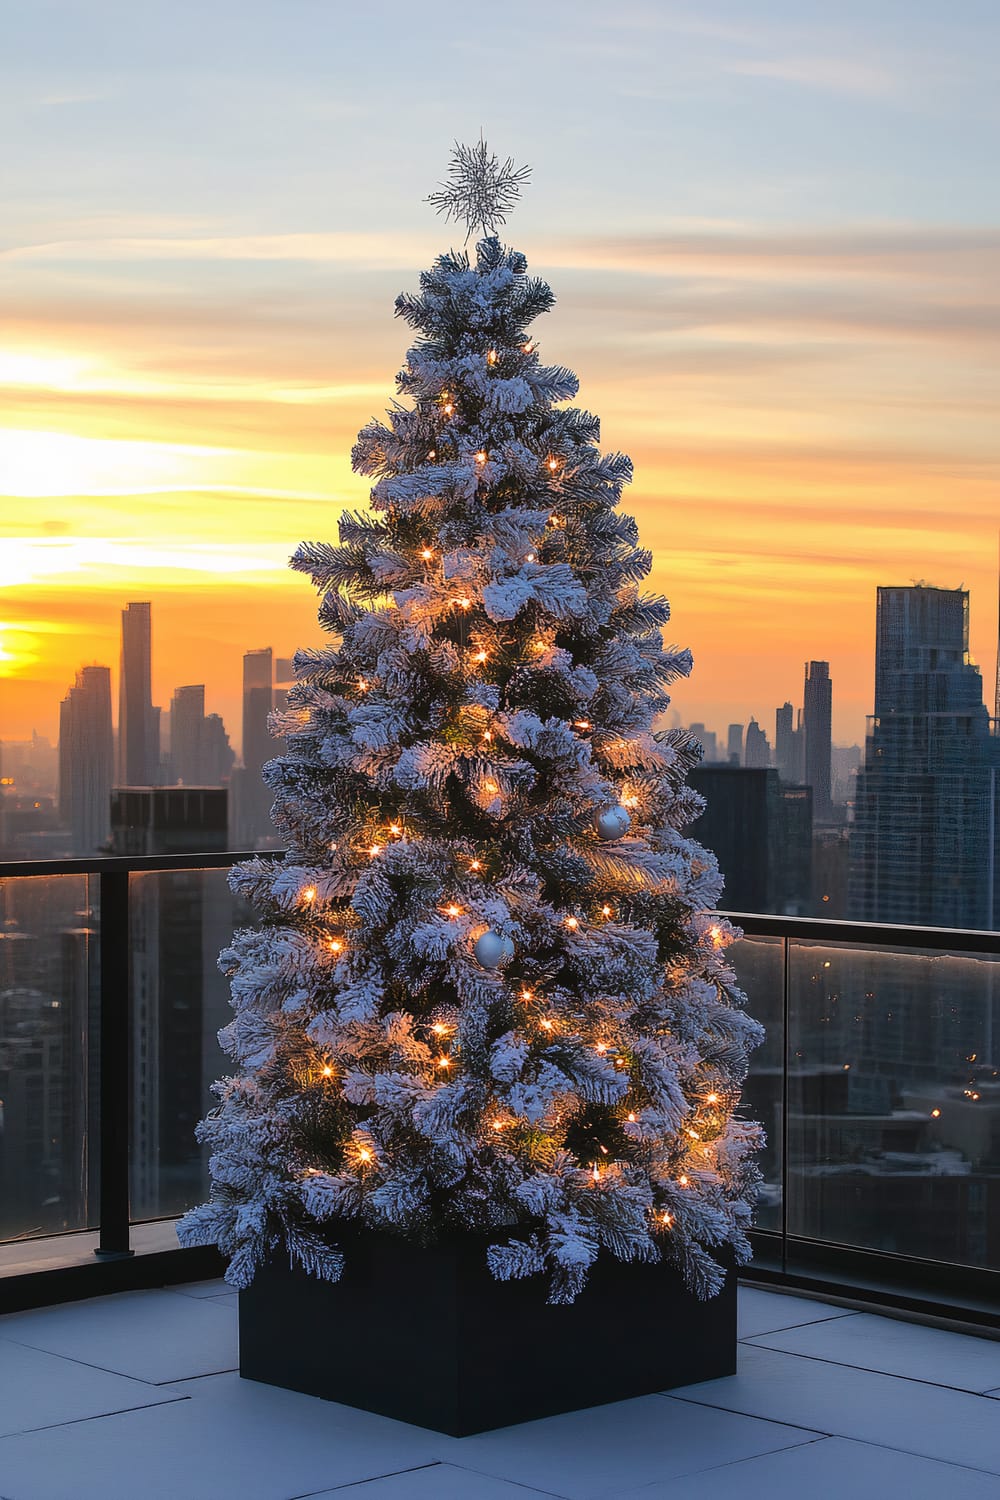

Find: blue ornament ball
<box><xmin>594</xmin><ymin>804</ymin><xmax>632</xmax><ymax>842</ymax></box>
<box><xmin>474</xmin><ymin>930</ymin><xmax>515</xmax><ymax>969</ymax></box>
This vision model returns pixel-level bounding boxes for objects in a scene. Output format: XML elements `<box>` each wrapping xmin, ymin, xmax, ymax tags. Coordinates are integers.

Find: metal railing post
<box><xmin>94</xmin><ymin>869</ymin><xmax>134</xmax><ymax>1259</ymax></box>
<box><xmin>780</xmin><ymin>934</ymin><xmax>790</xmax><ymax>1276</ymax></box>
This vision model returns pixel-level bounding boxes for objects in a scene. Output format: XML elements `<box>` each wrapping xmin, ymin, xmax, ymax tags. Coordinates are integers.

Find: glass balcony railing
<box><xmin>1</xmin><ymin>854</ymin><xmax>998</xmax><ymax>1321</ymax></box>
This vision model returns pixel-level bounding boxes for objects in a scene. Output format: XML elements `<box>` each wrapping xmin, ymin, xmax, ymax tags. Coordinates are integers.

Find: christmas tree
<box><xmin>180</xmin><ymin>142</ymin><xmax>764</xmax><ymax>1303</ymax></box>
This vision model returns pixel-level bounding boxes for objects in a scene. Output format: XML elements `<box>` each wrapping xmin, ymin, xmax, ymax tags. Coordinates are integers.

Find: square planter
<box><xmin>239</xmin><ymin>1228</ymin><xmax>736</xmax><ymax>1435</ymax></box>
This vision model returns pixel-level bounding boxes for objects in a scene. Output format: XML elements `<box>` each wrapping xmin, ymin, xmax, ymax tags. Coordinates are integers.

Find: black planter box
<box><xmin>239</xmin><ymin>1229</ymin><xmax>736</xmax><ymax>1435</ymax></box>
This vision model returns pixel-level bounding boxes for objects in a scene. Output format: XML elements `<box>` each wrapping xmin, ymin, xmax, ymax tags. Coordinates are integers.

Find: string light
<box><xmin>574</xmin><ymin>720</ymin><xmax>591</xmax><ymax>730</ymax></box>
<box><xmin>565</xmin><ymin>916</ymin><xmax>579</xmax><ymax>930</ymax></box>
<box><xmin>427</xmin><ymin>450</ymin><xmax>436</xmax><ymax>460</ymax></box>
<box><xmin>661</xmin><ymin>1211</ymin><xmax>673</xmax><ymax>1227</ymax></box>
<box><xmin>445</xmin><ymin>903</ymin><xmax>461</xmax><ymax>917</ymax></box>
<box><xmin>455</xmin><ymin>596</ymin><xmax>472</xmax><ymax>610</ymax></box>
<box><xmin>357</xmin><ymin>678</ymin><xmax>369</xmax><ymax>692</ymax></box>
<box><xmin>431</xmin><ymin>1022</ymin><xmax>449</xmax><ymax>1036</ymax></box>
<box><xmin>592</xmin><ymin>1165</ymin><xmax>600</xmax><ymax>1182</ymax></box>
<box><xmin>473</xmin><ymin>649</ymin><xmax>488</xmax><ymax>663</ymax></box>
<box><xmin>709</xmin><ymin>925</ymin><xmax>724</xmax><ymax>948</ymax></box>
<box><xmin>622</xmin><ymin>795</ymin><xmax>639</xmax><ymax>809</ymax></box>
<box><xmin>358</xmin><ymin>1147</ymin><xmax>372</xmax><ymax>1163</ymax></box>
<box><xmin>329</xmin><ymin>842</ymin><xmax>338</xmax><ymax>854</ymax></box>
<box><xmin>328</xmin><ymin>939</ymin><xmax>343</xmax><ymax>953</ymax></box>
<box><xmin>302</xmin><ymin>887</ymin><xmax>316</xmax><ymax>904</ymax></box>
<box><xmin>547</xmin><ymin>456</ymin><xmax>559</xmax><ymax>471</ymax></box>
<box><xmin>931</xmin><ymin>1107</ymin><xmax>941</xmax><ymax>1118</ymax></box>
<box><xmin>475</xmin><ymin>450</ymin><xmax>487</xmax><ymax>464</ymax></box>
<box><xmin>388</xmin><ymin>822</ymin><xmax>403</xmax><ymax>837</ymax></box>
<box><xmin>539</xmin><ymin>1018</ymin><xmax>554</xmax><ymax>1031</ymax></box>
<box><xmin>687</xmin><ymin>1128</ymin><xmax>701</xmax><ymax>1140</ymax></box>
<box><xmin>601</xmin><ymin>905</ymin><xmax>612</xmax><ymax>917</ymax></box>
<box><xmin>369</xmin><ymin>843</ymin><xmax>382</xmax><ymax>858</ymax></box>
<box><xmin>484</xmin><ymin>781</ymin><xmax>499</xmax><ymax>794</ymax></box>
<box><xmin>486</xmin><ymin>349</ymin><xmax>498</xmax><ymax>365</ymax></box>
<box><xmin>678</xmin><ymin>1175</ymin><xmax>689</xmax><ymax>1186</ymax></box>
<box><xmin>491</xmin><ymin>1118</ymin><xmax>504</xmax><ymax>1131</ymax></box>
<box><xmin>481</xmin><ymin>729</ymin><xmax>492</xmax><ymax>742</ymax></box>
<box><xmin>627</xmin><ymin>1112</ymin><xmax>637</xmax><ymax>1123</ymax></box>
<box><xmin>522</xmin><ymin>341</ymin><xmax>533</xmax><ymax>353</ymax></box>
<box><xmin>706</xmin><ymin>1092</ymin><xmax>719</xmax><ymax>1105</ymax></box>
<box><xmin>521</xmin><ymin>989</ymin><xmax>533</xmax><ymax>1001</ymax></box>
<box><xmin>595</xmin><ymin>1042</ymin><xmax>607</xmax><ymax>1054</ymax></box>
<box><xmin>525</xmin><ymin>552</ymin><xmax>535</xmax><ymax>562</ymax></box>
<box><xmin>437</xmin><ymin>1055</ymin><xmax>452</xmax><ymax>1069</ymax></box>
<box><xmin>321</xmin><ymin>1064</ymin><xmax>334</xmax><ymax>1077</ymax></box>
<box><xmin>469</xmin><ymin>859</ymin><xmax>482</xmax><ymax>872</ymax></box>
<box><xmin>421</xmin><ymin>547</ymin><xmax>434</xmax><ymax>560</ymax></box>
<box><xmin>533</xmin><ymin>639</ymin><xmax>547</xmax><ymax>653</ymax></box>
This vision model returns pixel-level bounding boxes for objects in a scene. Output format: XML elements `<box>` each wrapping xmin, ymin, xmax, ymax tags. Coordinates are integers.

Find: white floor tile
<box><xmin>0</xmin><ymin>1338</ymin><xmax>182</xmax><ymax>1439</ymax></box>
<box><xmin>304</xmin><ymin>1463</ymin><xmax>563</xmax><ymax>1498</ymax></box>
<box><xmin>452</xmin><ymin>1393</ymin><xmax>816</xmax><ymax>1499</ymax></box>
<box><xmin>163</xmin><ymin>1279</ymin><xmax>229</xmax><ymax>1299</ymax></box>
<box><xmin>0</xmin><ymin>1374</ymin><xmax>445</xmax><ymax>1500</ymax></box>
<box><xmin>605</xmin><ymin>1436</ymin><xmax>1000</xmax><ymax>1500</ymax></box>
<box><xmin>737</xmin><ymin>1286</ymin><xmax>852</xmax><ymax>1340</ymax></box>
<box><xmin>671</xmin><ymin>1344</ymin><xmax>1000</xmax><ymax>1474</ymax></box>
<box><xmin>747</xmin><ymin>1310</ymin><xmax>1000</xmax><ymax>1393</ymax></box>
<box><xmin>0</xmin><ymin>1288</ymin><xmax>237</xmax><ymax>1384</ymax></box>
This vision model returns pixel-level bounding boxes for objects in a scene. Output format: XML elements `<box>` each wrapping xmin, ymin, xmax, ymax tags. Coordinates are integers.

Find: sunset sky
<box><xmin>3</xmin><ymin>0</ymin><xmax>999</xmax><ymax>755</ymax></box>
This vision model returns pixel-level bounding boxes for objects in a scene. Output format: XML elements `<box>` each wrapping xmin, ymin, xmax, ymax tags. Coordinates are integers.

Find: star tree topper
<box><xmin>426</xmin><ymin>136</ymin><xmax>531</xmax><ymax>241</ymax></box>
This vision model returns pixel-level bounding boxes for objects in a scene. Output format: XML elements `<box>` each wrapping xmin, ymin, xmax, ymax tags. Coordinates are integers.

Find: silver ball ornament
<box><xmin>474</xmin><ymin>929</ymin><xmax>514</xmax><ymax>969</ymax></box>
<box><xmin>594</xmin><ymin>804</ymin><xmax>632</xmax><ymax>842</ymax></box>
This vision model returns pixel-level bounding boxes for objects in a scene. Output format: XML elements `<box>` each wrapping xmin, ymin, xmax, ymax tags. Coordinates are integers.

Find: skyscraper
<box><xmin>118</xmin><ymin>602</ymin><xmax>160</xmax><ymax>785</ymax></box>
<box><xmin>58</xmin><ymin>666</ymin><xmax>114</xmax><ymax>854</ymax></box>
<box><xmin>726</xmin><ymin>723</ymin><xmax>744</xmax><ymax>765</ymax></box>
<box><xmin>234</xmin><ymin>647</ymin><xmax>275</xmax><ymax>847</ymax></box>
<box><xmin>169</xmin><ymin>685</ymin><xmax>205</xmax><ymax>785</ymax></box>
<box><xmin>850</xmin><ymin>585</ymin><xmax>1000</xmax><ymax>928</ymax></box>
<box><xmin>803</xmin><ymin>660</ymin><xmax>833</xmax><ymax>821</ymax></box>
<box><xmin>743</xmin><ymin>717</ymin><xmax>771</xmax><ymax>769</ymax></box>
<box><xmin>688</xmin><ymin>723</ymin><xmax>718</xmax><ymax>763</ymax></box>
<box><xmin>774</xmin><ymin>701</ymin><xmax>804</xmax><ymax>782</ymax></box>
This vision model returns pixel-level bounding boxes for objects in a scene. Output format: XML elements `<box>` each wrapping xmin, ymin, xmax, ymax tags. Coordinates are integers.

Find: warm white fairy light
<box><xmin>678</xmin><ymin>1174</ymin><xmax>689</xmax><ymax>1187</ymax></box>
<box><xmin>445</xmin><ymin>903</ymin><xmax>461</xmax><ymax>917</ymax></box>
<box><xmin>357</xmin><ymin>678</ymin><xmax>370</xmax><ymax>692</ymax></box>
<box><xmin>475</xmin><ymin>450</ymin><xmax>487</xmax><ymax>464</ymax></box>
<box><xmin>321</xmin><ymin>1064</ymin><xmax>334</xmax><ymax>1077</ymax></box>
<box><xmin>601</xmin><ymin>904</ymin><xmax>612</xmax><ymax>917</ymax></box>
<box><xmin>369</xmin><ymin>843</ymin><xmax>382</xmax><ymax>858</ymax></box>
<box><xmin>427</xmin><ymin>450</ymin><xmax>436</xmax><ymax>460</ymax></box>
<box><xmin>437</xmin><ymin>1055</ymin><xmax>452</xmax><ymax>1069</ymax></box>
<box><xmin>705</xmin><ymin>1092</ymin><xmax>719</xmax><ymax>1105</ymax></box>
<box><xmin>328</xmin><ymin>938</ymin><xmax>344</xmax><ymax>953</ymax></box>
<box><xmin>431</xmin><ymin>1022</ymin><xmax>449</xmax><ymax>1036</ymax></box>
<box><xmin>565</xmin><ymin>915</ymin><xmax>579</xmax><ymax>930</ymax></box>
<box><xmin>388</xmin><ymin>822</ymin><xmax>403</xmax><ymax>837</ymax></box>
<box><xmin>547</xmin><ymin>456</ymin><xmax>559</xmax><ymax>471</ymax></box>
<box><xmin>302</xmin><ymin>886</ymin><xmax>316</xmax><ymax>904</ymax></box>
<box><xmin>421</xmin><ymin>547</ymin><xmax>434</xmax><ymax>560</ymax></box>
<box><xmin>473</xmin><ymin>649</ymin><xmax>488</xmax><ymax>663</ymax></box>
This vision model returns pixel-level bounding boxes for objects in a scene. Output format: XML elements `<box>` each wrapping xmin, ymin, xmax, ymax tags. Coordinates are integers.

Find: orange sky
<box><xmin>2</xmin><ymin>224</ymin><xmax>999</xmax><ymax>754</ymax></box>
<box><xmin>3</xmin><ymin>1</ymin><xmax>1000</xmax><ymax>756</ymax></box>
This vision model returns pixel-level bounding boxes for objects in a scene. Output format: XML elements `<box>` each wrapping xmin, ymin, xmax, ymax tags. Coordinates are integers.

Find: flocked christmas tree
<box><xmin>179</xmin><ymin>141</ymin><xmax>764</xmax><ymax>1303</ymax></box>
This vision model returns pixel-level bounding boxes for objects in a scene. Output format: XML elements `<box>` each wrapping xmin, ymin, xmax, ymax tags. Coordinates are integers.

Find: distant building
<box><xmin>831</xmin><ymin>744</ymin><xmax>861</xmax><ymax>808</ymax></box>
<box><xmin>743</xmin><ymin>717</ymin><xmax>771</xmax><ymax>769</ymax></box>
<box><xmin>58</xmin><ymin>665</ymin><xmax>114</xmax><ymax>855</ymax></box>
<box><xmin>688</xmin><ymin>723</ymin><xmax>718</xmax><ymax>763</ymax></box>
<box><xmin>689</xmin><ymin>765</ymin><xmax>811</xmax><ymax>915</ymax></box>
<box><xmin>110</xmin><ymin>786</ymin><xmax>231</xmax><ymax>1217</ymax></box>
<box><xmin>233</xmin><ymin>648</ymin><xmax>275</xmax><ymax>848</ymax></box>
<box><xmin>774</xmin><ymin>701</ymin><xmax>804</xmax><ymax>783</ymax></box>
<box><xmin>726</xmin><ymin>723</ymin><xmax>744</xmax><ymax>766</ymax></box>
<box><xmin>849</xmin><ymin>585</ymin><xmax>1000</xmax><ymax>929</ymax></box>
<box><xmin>803</xmin><ymin>661</ymin><xmax>833</xmax><ymax>821</ymax></box>
<box><xmin>118</xmin><ymin>603</ymin><xmax>160</xmax><ymax>786</ymax></box>
<box><xmin>168</xmin><ymin>685</ymin><xmax>234</xmax><ymax>788</ymax></box>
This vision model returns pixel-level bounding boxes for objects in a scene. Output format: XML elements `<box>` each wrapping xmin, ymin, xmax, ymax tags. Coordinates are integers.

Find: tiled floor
<box><xmin>2</xmin><ymin>1280</ymin><xmax>1000</xmax><ymax>1499</ymax></box>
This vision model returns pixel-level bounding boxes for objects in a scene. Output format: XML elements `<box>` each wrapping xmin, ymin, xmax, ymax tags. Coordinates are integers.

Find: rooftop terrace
<box><xmin>2</xmin><ymin>1279</ymin><xmax>1000</xmax><ymax>1499</ymax></box>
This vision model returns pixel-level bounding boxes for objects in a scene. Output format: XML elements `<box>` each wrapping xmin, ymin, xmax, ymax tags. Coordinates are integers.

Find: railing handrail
<box><xmin>2</xmin><ymin>847</ymin><xmax>999</xmax><ymax>1314</ymax></box>
<box><xmin>3</xmin><ymin>849</ymin><xmax>997</xmax><ymax>953</ymax></box>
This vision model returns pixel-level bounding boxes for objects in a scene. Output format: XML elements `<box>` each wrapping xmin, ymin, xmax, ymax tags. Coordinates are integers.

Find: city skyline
<box><xmin>3</xmin><ymin>4</ymin><xmax>1000</xmax><ymax>747</ymax></box>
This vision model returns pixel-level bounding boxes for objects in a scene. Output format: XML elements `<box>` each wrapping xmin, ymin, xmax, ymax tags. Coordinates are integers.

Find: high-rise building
<box><xmin>110</xmin><ymin>787</ymin><xmax>230</xmax><ymax>1217</ymax></box>
<box><xmin>803</xmin><ymin>661</ymin><xmax>833</xmax><ymax>821</ymax></box>
<box><xmin>688</xmin><ymin>766</ymin><xmax>812</xmax><ymax>915</ymax></box>
<box><xmin>774</xmin><ymin>702</ymin><xmax>804</xmax><ymax>782</ymax></box>
<box><xmin>57</xmin><ymin>666</ymin><xmax>114</xmax><ymax>854</ymax></box>
<box><xmin>234</xmin><ymin>647</ymin><xmax>275</xmax><ymax>847</ymax></box>
<box><xmin>850</xmin><ymin>585</ymin><xmax>1000</xmax><ymax>929</ymax></box>
<box><xmin>688</xmin><ymin>723</ymin><xmax>718</xmax><ymax>763</ymax></box>
<box><xmin>118</xmin><ymin>602</ymin><xmax>160</xmax><ymax>785</ymax></box>
<box><xmin>169</xmin><ymin>685</ymin><xmax>205</xmax><ymax>785</ymax></box>
<box><xmin>726</xmin><ymin>724</ymin><xmax>744</xmax><ymax>766</ymax></box>
<box><xmin>744</xmin><ymin>717</ymin><xmax>771</xmax><ymax>769</ymax></box>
